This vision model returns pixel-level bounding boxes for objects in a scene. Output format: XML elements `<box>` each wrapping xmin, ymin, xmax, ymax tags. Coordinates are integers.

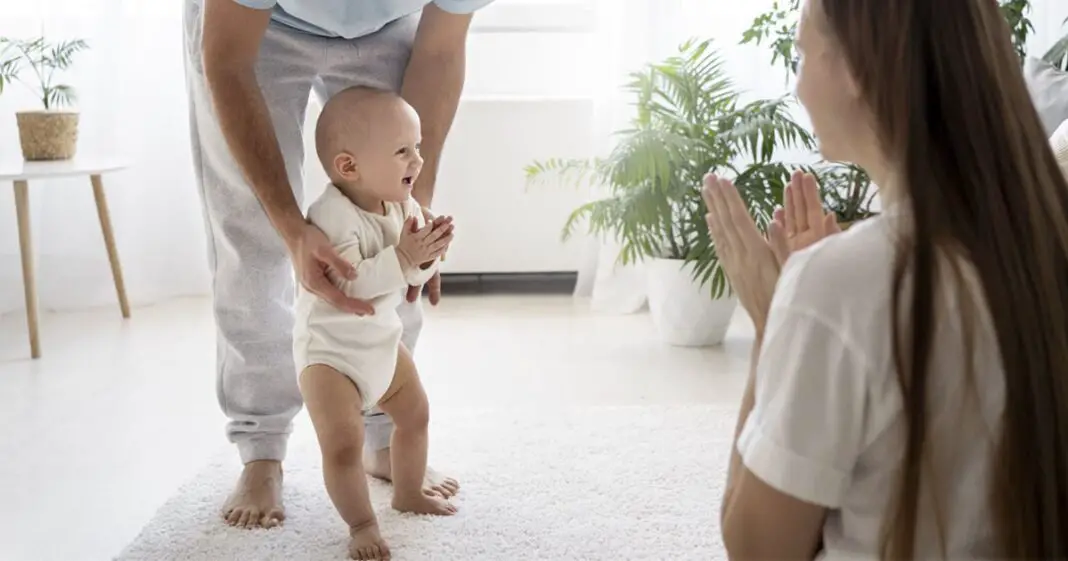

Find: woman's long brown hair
<box><xmin>819</xmin><ymin>0</ymin><xmax>1068</xmax><ymax>558</ymax></box>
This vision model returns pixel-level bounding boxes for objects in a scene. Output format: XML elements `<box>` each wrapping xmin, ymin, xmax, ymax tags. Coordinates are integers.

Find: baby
<box><xmin>293</xmin><ymin>86</ymin><xmax>455</xmax><ymax>561</ymax></box>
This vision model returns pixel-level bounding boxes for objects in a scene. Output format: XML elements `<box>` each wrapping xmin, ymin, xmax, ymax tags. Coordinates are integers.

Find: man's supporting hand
<box><xmin>288</xmin><ymin>222</ymin><xmax>376</xmax><ymax>315</ymax></box>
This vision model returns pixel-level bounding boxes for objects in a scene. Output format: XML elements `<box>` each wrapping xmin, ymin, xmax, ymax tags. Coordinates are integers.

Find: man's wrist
<box><xmin>411</xmin><ymin>175</ymin><xmax>435</xmax><ymax>208</ymax></box>
<box><xmin>275</xmin><ymin>211</ymin><xmax>307</xmax><ymax>249</ymax></box>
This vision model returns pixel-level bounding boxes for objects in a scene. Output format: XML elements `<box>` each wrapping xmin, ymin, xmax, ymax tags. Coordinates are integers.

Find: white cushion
<box><xmin>1024</xmin><ymin>57</ymin><xmax>1068</xmax><ymax>136</ymax></box>
<box><xmin>1052</xmin><ymin>118</ymin><xmax>1068</xmax><ymax>181</ymax></box>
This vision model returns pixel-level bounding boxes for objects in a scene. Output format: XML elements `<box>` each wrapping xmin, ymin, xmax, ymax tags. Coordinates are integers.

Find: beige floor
<box><xmin>0</xmin><ymin>294</ymin><xmax>752</xmax><ymax>561</ymax></box>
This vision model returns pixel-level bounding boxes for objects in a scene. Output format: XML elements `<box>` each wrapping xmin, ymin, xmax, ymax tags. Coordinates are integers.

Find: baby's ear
<box><xmin>333</xmin><ymin>153</ymin><xmax>359</xmax><ymax>180</ymax></box>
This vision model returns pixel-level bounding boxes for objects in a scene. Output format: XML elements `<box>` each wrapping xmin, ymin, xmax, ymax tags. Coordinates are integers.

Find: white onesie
<box><xmin>293</xmin><ymin>183</ymin><xmax>439</xmax><ymax>410</ymax></box>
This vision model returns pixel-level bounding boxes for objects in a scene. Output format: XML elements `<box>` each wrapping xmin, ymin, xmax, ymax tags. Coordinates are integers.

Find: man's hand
<box><xmin>288</xmin><ymin>223</ymin><xmax>375</xmax><ymax>315</ymax></box>
<box><xmin>405</xmin><ymin>207</ymin><xmax>452</xmax><ymax>305</ymax></box>
<box><xmin>408</xmin><ymin>270</ymin><xmax>443</xmax><ymax>306</ymax></box>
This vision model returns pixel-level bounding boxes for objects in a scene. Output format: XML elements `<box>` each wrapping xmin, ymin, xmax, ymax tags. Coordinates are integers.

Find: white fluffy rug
<box><xmin>116</xmin><ymin>405</ymin><xmax>735</xmax><ymax>560</ymax></box>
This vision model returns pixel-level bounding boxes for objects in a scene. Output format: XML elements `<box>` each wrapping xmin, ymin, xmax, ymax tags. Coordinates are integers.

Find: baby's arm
<box><xmin>309</xmin><ymin>197</ymin><xmax>412</xmax><ymax>303</ymax></box>
<box><xmin>336</xmin><ymin>241</ymin><xmax>411</xmax><ymax>302</ymax></box>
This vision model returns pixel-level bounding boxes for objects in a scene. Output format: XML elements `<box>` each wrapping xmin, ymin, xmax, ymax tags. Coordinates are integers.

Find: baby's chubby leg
<box><xmin>299</xmin><ymin>365</ymin><xmax>390</xmax><ymax>561</ymax></box>
<box><xmin>377</xmin><ymin>345</ymin><xmax>456</xmax><ymax>515</ymax></box>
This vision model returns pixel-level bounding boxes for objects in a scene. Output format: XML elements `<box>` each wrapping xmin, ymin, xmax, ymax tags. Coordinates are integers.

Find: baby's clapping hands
<box><xmin>396</xmin><ymin>214</ymin><xmax>453</xmax><ymax>273</ymax></box>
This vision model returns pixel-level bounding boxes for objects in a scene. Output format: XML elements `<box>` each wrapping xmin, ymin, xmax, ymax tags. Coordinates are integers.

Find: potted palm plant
<box><xmin>0</xmin><ymin>37</ymin><xmax>88</xmax><ymax>161</ymax></box>
<box><xmin>807</xmin><ymin>163</ymin><xmax>877</xmax><ymax>228</ymax></box>
<box><xmin>526</xmin><ymin>38</ymin><xmax>814</xmax><ymax>346</ymax></box>
<box><xmin>742</xmin><ymin>0</ymin><xmax>1037</xmax><ymax>222</ymax></box>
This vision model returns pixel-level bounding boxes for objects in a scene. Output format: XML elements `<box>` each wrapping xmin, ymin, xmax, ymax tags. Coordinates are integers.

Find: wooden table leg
<box><xmin>91</xmin><ymin>174</ymin><xmax>130</xmax><ymax>319</ymax></box>
<box><xmin>14</xmin><ymin>180</ymin><xmax>40</xmax><ymax>359</ymax></box>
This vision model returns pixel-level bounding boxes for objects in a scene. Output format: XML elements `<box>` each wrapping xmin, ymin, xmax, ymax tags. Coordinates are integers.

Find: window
<box><xmin>465</xmin><ymin>0</ymin><xmax>598</xmax><ymax>99</ymax></box>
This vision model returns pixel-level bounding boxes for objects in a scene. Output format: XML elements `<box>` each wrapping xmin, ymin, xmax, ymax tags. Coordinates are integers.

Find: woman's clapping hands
<box><xmin>701</xmin><ymin>170</ymin><xmax>838</xmax><ymax>336</ymax></box>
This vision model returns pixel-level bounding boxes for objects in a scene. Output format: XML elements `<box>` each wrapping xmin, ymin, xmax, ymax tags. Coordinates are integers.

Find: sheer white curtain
<box><xmin>1033</xmin><ymin>0</ymin><xmax>1068</xmax><ymax>56</ymax></box>
<box><xmin>0</xmin><ymin>0</ymin><xmax>207</xmax><ymax>315</ymax></box>
<box><xmin>0</xmin><ymin>0</ymin><xmax>1065</xmax><ymax>316</ymax></box>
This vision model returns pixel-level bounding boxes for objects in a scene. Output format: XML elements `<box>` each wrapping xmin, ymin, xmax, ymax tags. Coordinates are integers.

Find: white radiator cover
<box><xmin>303</xmin><ymin>96</ymin><xmax>597</xmax><ymax>274</ymax></box>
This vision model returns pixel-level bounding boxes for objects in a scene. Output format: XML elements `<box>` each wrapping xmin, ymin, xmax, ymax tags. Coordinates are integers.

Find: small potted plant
<box><xmin>0</xmin><ymin>37</ymin><xmax>88</xmax><ymax>161</ymax></box>
<box><xmin>526</xmin><ymin>39</ymin><xmax>814</xmax><ymax>347</ymax></box>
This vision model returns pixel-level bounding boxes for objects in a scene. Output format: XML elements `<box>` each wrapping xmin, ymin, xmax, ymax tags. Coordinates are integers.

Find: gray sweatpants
<box><xmin>182</xmin><ymin>0</ymin><xmax>423</xmax><ymax>464</ymax></box>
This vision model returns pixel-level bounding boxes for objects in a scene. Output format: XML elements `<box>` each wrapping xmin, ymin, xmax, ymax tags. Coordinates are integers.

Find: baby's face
<box><xmin>350</xmin><ymin>103</ymin><xmax>423</xmax><ymax>202</ymax></box>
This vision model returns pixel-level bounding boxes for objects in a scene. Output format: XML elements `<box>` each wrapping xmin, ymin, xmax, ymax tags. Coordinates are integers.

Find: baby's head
<box><xmin>315</xmin><ymin>86</ymin><xmax>422</xmax><ymax>203</ymax></box>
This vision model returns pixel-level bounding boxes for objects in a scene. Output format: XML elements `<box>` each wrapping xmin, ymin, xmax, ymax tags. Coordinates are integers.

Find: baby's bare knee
<box><xmin>405</xmin><ymin>398</ymin><xmax>430</xmax><ymax>430</ymax></box>
<box><xmin>319</xmin><ymin>426</ymin><xmax>365</xmax><ymax>466</ymax></box>
<box><xmin>391</xmin><ymin>388</ymin><xmax>429</xmax><ymax>431</ymax></box>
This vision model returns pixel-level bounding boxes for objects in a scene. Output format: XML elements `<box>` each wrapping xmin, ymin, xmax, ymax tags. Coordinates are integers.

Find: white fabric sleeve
<box><xmin>736</xmin><ymin>307</ymin><xmax>870</xmax><ymax>508</ymax></box>
<box><xmin>337</xmin><ymin>243</ymin><xmax>408</xmax><ymax>301</ymax></box>
<box><xmin>404</xmin><ymin>259</ymin><xmax>439</xmax><ymax>286</ymax></box>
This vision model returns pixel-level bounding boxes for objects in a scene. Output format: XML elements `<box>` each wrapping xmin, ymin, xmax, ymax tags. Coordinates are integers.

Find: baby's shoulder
<box><xmin>307</xmin><ymin>188</ymin><xmax>373</xmax><ymax>242</ymax></box>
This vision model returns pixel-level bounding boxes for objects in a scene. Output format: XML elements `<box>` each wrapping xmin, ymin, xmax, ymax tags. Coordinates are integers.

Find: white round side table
<box><xmin>1</xmin><ymin>158</ymin><xmax>131</xmax><ymax>359</ymax></box>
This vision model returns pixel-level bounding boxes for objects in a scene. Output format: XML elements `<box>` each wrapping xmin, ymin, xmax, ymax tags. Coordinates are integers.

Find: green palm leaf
<box><xmin>0</xmin><ymin>36</ymin><xmax>87</xmax><ymax>109</ymax></box>
<box><xmin>1044</xmin><ymin>19</ymin><xmax>1068</xmax><ymax>71</ymax></box>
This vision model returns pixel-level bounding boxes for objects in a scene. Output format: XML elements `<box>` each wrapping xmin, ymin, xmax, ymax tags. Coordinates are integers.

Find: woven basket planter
<box><xmin>16</xmin><ymin>111</ymin><xmax>79</xmax><ymax>161</ymax></box>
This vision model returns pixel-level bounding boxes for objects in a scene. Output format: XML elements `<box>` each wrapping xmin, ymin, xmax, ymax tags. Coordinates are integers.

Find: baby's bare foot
<box><xmin>392</xmin><ymin>491</ymin><xmax>457</xmax><ymax>515</ymax></box>
<box><xmin>364</xmin><ymin>448</ymin><xmax>460</xmax><ymax>498</ymax></box>
<box><xmin>349</xmin><ymin>523</ymin><xmax>391</xmax><ymax>560</ymax></box>
<box><xmin>222</xmin><ymin>460</ymin><xmax>285</xmax><ymax>528</ymax></box>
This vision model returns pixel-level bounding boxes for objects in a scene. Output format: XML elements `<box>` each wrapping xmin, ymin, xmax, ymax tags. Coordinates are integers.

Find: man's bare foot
<box><xmin>221</xmin><ymin>460</ymin><xmax>285</xmax><ymax>529</ymax></box>
<box><xmin>363</xmin><ymin>447</ymin><xmax>460</xmax><ymax>498</ymax></box>
<box><xmin>349</xmin><ymin>523</ymin><xmax>391</xmax><ymax>560</ymax></box>
<box><xmin>392</xmin><ymin>491</ymin><xmax>458</xmax><ymax>515</ymax></box>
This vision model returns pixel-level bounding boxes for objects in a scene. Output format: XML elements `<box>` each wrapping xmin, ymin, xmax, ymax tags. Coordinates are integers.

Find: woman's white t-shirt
<box><xmin>736</xmin><ymin>210</ymin><xmax>1005</xmax><ymax>559</ymax></box>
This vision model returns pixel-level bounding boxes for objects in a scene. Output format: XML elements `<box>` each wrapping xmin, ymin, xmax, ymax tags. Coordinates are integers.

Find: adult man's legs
<box><xmin>183</xmin><ymin>0</ymin><xmax>323</xmax><ymax>527</ymax></box>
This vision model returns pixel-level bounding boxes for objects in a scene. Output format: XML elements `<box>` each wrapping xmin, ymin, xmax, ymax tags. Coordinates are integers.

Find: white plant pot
<box><xmin>646</xmin><ymin>258</ymin><xmax>738</xmax><ymax>347</ymax></box>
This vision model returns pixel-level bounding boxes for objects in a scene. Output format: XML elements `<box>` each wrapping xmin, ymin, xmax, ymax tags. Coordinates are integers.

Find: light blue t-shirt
<box><xmin>232</xmin><ymin>0</ymin><xmax>495</xmax><ymax>39</ymax></box>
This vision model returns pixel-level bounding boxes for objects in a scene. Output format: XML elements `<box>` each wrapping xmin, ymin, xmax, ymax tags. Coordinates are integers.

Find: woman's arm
<box><xmin>721</xmin><ymin>339</ymin><xmax>761</xmax><ymax>521</ymax></box>
<box><xmin>704</xmin><ymin>172</ymin><xmax>859</xmax><ymax>560</ymax></box>
<box><xmin>720</xmin><ymin>337</ymin><xmax>827</xmax><ymax>561</ymax></box>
